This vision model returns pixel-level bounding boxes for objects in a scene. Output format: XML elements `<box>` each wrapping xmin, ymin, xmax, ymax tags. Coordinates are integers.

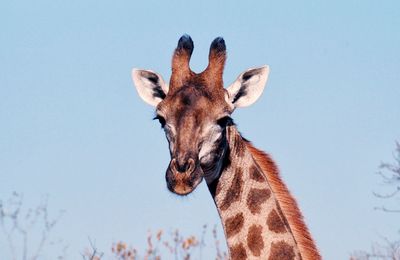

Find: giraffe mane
<box><xmin>245</xmin><ymin>141</ymin><xmax>321</xmax><ymax>260</ymax></box>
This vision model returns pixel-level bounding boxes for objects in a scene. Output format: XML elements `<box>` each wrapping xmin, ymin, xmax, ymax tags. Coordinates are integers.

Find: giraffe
<box><xmin>132</xmin><ymin>35</ymin><xmax>321</xmax><ymax>260</ymax></box>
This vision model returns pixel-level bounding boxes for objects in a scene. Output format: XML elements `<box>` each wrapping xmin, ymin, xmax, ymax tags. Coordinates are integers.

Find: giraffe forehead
<box><xmin>171</xmin><ymin>83</ymin><xmax>214</xmax><ymax>103</ymax></box>
<box><xmin>160</xmin><ymin>85</ymin><xmax>229</xmax><ymax>120</ymax></box>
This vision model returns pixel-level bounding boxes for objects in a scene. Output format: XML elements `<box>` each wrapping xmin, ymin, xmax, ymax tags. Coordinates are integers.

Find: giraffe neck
<box><xmin>208</xmin><ymin>126</ymin><xmax>319</xmax><ymax>260</ymax></box>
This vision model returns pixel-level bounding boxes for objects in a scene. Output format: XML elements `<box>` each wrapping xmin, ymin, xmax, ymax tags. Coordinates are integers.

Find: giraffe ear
<box><xmin>225</xmin><ymin>66</ymin><xmax>270</xmax><ymax>108</ymax></box>
<box><xmin>132</xmin><ymin>69</ymin><xmax>169</xmax><ymax>107</ymax></box>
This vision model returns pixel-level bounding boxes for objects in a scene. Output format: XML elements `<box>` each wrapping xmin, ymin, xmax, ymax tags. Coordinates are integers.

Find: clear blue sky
<box><xmin>1</xmin><ymin>0</ymin><xmax>399</xmax><ymax>259</ymax></box>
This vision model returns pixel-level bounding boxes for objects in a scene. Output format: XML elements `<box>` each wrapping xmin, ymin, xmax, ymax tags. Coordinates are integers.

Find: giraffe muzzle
<box><xmin>166</xmin><ymin>158</ymin><xmax>203</xmax><ymax>195</ymax></box>
<box><xmin>171</xmin><ymin>158</ymin><xmax>195</xmax><ymax>174</ymax></box>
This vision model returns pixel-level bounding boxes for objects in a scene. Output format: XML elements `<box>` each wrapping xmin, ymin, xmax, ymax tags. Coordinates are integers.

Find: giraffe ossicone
<box><xmin>132</xmin><ymin>35</ymin><xmax>321</xmax><ymax>260</ymax></box>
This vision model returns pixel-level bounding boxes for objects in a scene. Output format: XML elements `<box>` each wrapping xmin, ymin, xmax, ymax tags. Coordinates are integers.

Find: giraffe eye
<box><xmin>153</xmin><ymin>115</ymin><xmax>166</xmax><ymax>128</ymax></box>
<box><xmin>216</xmin><ymin>116</ymin><xmax>232</xmax><ymax>128</ymax></box>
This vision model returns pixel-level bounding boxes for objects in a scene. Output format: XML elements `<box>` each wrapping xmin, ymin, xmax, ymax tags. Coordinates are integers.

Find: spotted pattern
<box><xmin>267</xmin><ymin>209</ymin><xmax>287</xmax><ymax>233</ymax></box>
<box><xmin>225</xmin><ymin>212</ymin><xmax>244</xmax><ymax>238</ymax></box>
<box><xmin>247</xmin><ymin>225</ymin><xmax>264</xmax><ymax>257</ymax></box>
<box><xmin>268</xmin><ymin>241</ymin><xmax>296</xmax><ymax>260</ymax></box>
<box><xmin>220</xmin><ymin>168</ymin><xmax>244</xmax><ymax>211</ymax></box>
<box><xmin>249</xmin><ymin>165</ymin><xmax>266</xmax><ymax>182</ymax></box>
<box><xmin>246</xmin><ymin>188</ymin><xmax>271</xmax><ymax>214</ymax></box>
<box><xmin>230</xmin><ymin>243</ymin><xmax>247</xmax><ymax>260</ymax></box>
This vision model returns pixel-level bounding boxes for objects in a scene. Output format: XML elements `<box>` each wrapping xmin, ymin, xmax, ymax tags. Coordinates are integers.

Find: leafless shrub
<box><xmin>83</xmin><ymin>224</ymin><xmax>227</xmax><ymax>260</ymax></box>
<box><xmin>351</xmin><ymin>142</ymin><xmax>400</xmax><ymax>259</ymax></box>
<box><xmin>81</xmin><ymin>239</ymin><xmax>104</xmax><ymax>260</ymax></box>
<box><xmin>350</xmin><ymin>238</ymin><xmax>400</xmax><ymax>260</ymax></box>
<box><xmin>0</xmin><ymin>192</ymin><xmax>66</xmax><ymax>260</ymax></box>
<box><xmin>374</xmin><ymin>142</ymin><xmax>400</xmax><ymax>213</ymax></box>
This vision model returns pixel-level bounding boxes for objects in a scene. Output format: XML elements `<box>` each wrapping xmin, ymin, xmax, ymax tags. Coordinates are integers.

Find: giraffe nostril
<box><xmin>172</xmin><ymin>158</ymin><xmax>195</xmax><ymax>174</ymax></box>
<box><xmin>176</xmin><ymin>160</ymin><xmax>189</xmax><ymax>172</ymax></box>
<box><xmin>187</xmin><ymin>158</ymin><xmax>195</xmax><ymax>173</ymax></box>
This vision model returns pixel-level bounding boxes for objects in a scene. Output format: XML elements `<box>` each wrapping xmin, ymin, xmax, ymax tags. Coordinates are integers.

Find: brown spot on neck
<box><xmin>247</xmin><ymin>225</ymin><xmax>264</xmax><ymax>257</ymax></box>
<box><xmin>246</xmin><ymin>188</ymin><xmax>271</xmax><ymax>214</ymax></box>
<box><xmin>225</xmin><ymin>212</ymin><xmax>244</xmax><ymax>238</ymax></box>
<box><xmin>249</xmin><ymin>165</ymin><xmax>266</xmax><ymax>182</ymax></box>
<box><xmin>220</xmin><ymin>168</ymin><xmax>244</xmax><ymax>211</ymax></box>
<box><xmin>230</xmin><ymin>243</ymin><xmax>247</xmax><ymax>260</ymax></box>
<box><xmin>269</xmin><ymin>241</ymin><xmax>296</xmax><ymax>260</ymax></box>
<box><xmin>267</xmin><ymin>209</ymin><xmax>288</xmax><ymax>233</ymax></box>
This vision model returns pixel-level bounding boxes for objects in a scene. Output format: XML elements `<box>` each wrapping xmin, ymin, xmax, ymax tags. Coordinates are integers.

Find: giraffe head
<box><xmin>132</xmin><ymin>35</ymin><xmax>270</xmax><ymax>195</ymax></box>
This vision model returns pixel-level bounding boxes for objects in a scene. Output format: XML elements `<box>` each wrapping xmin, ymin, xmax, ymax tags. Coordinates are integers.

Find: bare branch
<box><xmin>352</xmin><ymin>142</ymin><xmax>400</xmax><ymax>259</ymax></box>
<box><xmin>81</xmin><ymin>238</ymin><xmax>104</xmax><ymax>260</ymax></box>
<box><xmin>350</xmin><ymin>238</ymin><xmax>400</xmax><ymax>259</ymax></box>
<box><xmin>373</xmin><ymin>142</ymin><xmax>400</xmax><ymax>212</ymax></box>
<box><xmin>374</xmin><ymin>206</ymin><xmax>400</xmax><ymax>213</ymax></box>
<box><xmin>0</xmin><ymin>192</ymin><xmax>66</xmax><ymax>260</ymax></box>
<box><xmin>373</xmin><ymin>187</ymin><xmax>400</xmax><ymax>199</ymax></box>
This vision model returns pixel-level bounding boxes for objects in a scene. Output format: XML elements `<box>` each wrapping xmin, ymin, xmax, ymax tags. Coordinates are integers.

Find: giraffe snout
<box><xmin>171</xmin><ymin>158</ymin><xmax>195</xmax><ymax>174</ymax></box>
<box><xmin>166</xmin><ymin>157</ymin><xmax>203</xmax><ymax>196</ymax></box>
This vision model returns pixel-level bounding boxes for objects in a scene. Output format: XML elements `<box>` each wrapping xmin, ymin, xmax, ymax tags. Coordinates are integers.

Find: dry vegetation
<box><xmin>83</xmin><ymin>226</ymin><xmax>227</xmax><ymax>260</ymax></box>
<box><xmin>0</xmin><ymin>193</ymin><xmax>227</xmax><ymax>259</ymax></box>
<box><xmin>350</xmin><ymin>142</ymin><xmax>400</xmax><ymax>260</ymax></box>
<box><xmin>0</xmin><ymin>192</ymin><xmax>67</xmax><ymax>259</ymax></box>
